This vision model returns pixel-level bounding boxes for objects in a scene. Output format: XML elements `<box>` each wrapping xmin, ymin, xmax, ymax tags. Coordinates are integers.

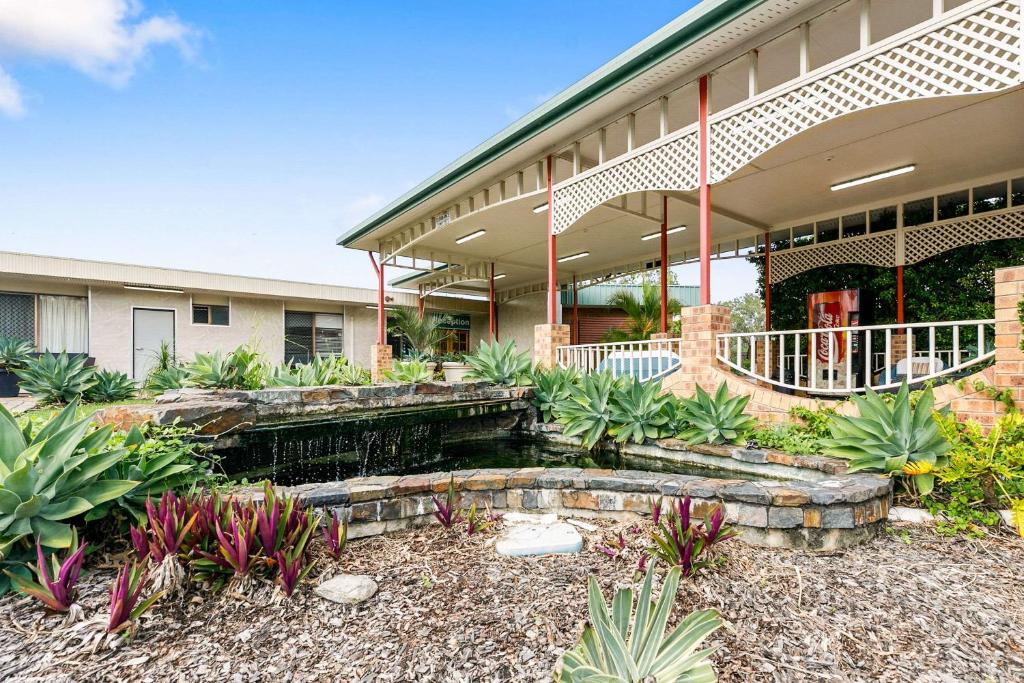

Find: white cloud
<box><xmin>0</xmin><ymin>0</ymin><xmax>198</xmax><ymax>115</ymax></box>
<box><xmin>0</xmin><ymin>65</ymin><xmax>22</xmax><ymax>116</ymax></box>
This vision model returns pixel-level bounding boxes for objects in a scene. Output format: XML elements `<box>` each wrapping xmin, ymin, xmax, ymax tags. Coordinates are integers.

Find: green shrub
<box><xmin>823</xmin><ymin>383</ymin><xmax>949</xmax><ymax>495</ymax></box>
<box><xmin>608</xmin><ymin>376</ymin><xmax>673</xmax><ymax>444</ymax></box>
<box><xmin>465</xmin><ymin>340</ymin><xmax>531</xmax><ymax>386</ymax></box>
<box><xmin>145</xmin><ymin>365</ymin><xmax>188</xmax><ymax>393</ymax></box>
<box><xmin>335</xmin><ymin>362</ymin><xmax>371</xmax><ymax>386</ymax></box>
<box><xmin>750</xmin><ymin>405</ymin><xmax>835</xmax><ymax>455</ymax></box>
<box><xmin>0</xmin><ymin>337</ymin><xmax>34</xmax><ymax>371</ymax></box>
<box><xmin>185</xmin><ymin>345</ymin><xmax>267</xmax><ymax>390</ymax></box>
<box><xmin>267</xmin><ymin>355</ymin><xmax>360</xmax><ymax>387</ymax></box>
<box><xmin>555</xmin><ymin>563</ymin><xmax>722</xmax><ymax>682</ymax></box>
<box><xmin>530</xmin><ymin>365</ymin><xmax>579</xmax><ymax>423</ymax></box>
<box><xmin>384</xmin><ymin>359</ymin><xmax>433</xmax><ymax>383</ymax></box>
<box><xmin>15</xmin><ymin>352</ymin><xmax>97</xmax><ymax>405</ymax></box>
<box><xmin>0</xmin><ymin>400</ymin><xmax>137</xmax><ymax>555</ymax></box>
<box><xmin>85</xmin><ymin>369</ymin><xmax>137</xmax><ymax>402</ymax></box>
<box><xmin>675</xmin><ymin>383</ymin><xmax>756</xmax><ymax>446</ymax></box>
<box><xmin>554</xmin><ymin>371</ymin><xmax>619</xmax><ymax>450</ymax></box>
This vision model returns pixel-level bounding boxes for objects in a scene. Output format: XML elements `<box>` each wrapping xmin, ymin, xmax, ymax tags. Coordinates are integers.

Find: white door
<box><xmin>133</xmin><ymin>309</ymin><xmax>175</xmax><ymax>380</ymax></box>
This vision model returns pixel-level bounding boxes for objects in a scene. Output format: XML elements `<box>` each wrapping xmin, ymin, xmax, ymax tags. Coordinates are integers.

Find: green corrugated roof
<box><xmin>561</xmin><ymin>284</ymin><xmax>699</xmax><ymax>308</ymax></box>
<box><xmin>337</xmin><ymin>0</ymin><xmax>767</xmax><ymax>247</ymax></box>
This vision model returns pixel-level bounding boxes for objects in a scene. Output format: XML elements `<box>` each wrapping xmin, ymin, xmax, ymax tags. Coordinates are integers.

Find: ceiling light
<box><xmin>641</xmin><ymin>225</ymin><xmax>687</xmax><ymax>241</ymax></box>
<box><xmin>532</xmin><ymin>203</ymin><xmax>549</xmax><ymax>213</ymax></box>
<box><xmin>455</xmin><ymin>229</ymin><xmax>486</xmax><ymax>244</ymax></box>
<box><xmin>124</xmin><ymin>284</ymin><xmax>184</xmax><ymax>294</ymax></box>
<box><xmin>493</xmin><ymin>273</ymin><xmax>507</xmax><ymax>280</ymax></box>
<box><xmin>366</xmin><ymin>305</ymin><xmax>396</xmax><ymax>311</ymax></box>
<box><xmin>558</xmin><ymin>252</ymin><xmax>589</xmax><ymax>263</ymax></box>
<box><xmin>830</xmin><ymin>165</ymin><xmax>915</xmax><ymax>191</ymax></box>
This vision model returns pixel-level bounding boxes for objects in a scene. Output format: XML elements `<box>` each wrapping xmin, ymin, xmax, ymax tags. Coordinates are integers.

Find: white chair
<box><xmin>896</xmin><ymin>355</ymin><xmax>946</xmax><ymax>378</ymax></box>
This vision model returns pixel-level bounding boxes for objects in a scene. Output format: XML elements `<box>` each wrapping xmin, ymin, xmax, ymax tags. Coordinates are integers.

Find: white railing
<box><xmin>716</xmin><ymin>320</ymin><xmax>995</xmax><ymax>396</ymax></box>
<box><xmin>556</xmin><ymin>337</ymin><xmax>684</xmax><ymax>382</ymax></box>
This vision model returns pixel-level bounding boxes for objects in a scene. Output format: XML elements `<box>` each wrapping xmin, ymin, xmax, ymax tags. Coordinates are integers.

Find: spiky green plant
<box><xmin>554</xmin><ymin>371</ymin><xmax>619</xmax><ymax>450</ymax></box>
<box><xmin>145</xmin><ymin>365</ymin><xmax>188</xmax><ymax>393</ymax></box>
<box><xmin>15</xmin><ymin>352</ymin><xmax>97</xmax><ymax>405</ymax></box>
<box><xmin>185</xmin><ymin>346</ymin><xmax>267</xmax><ymax>390</ymax></box>
<box><xmin>335</xmin><ymin>362</ymin><xmax>371</xmax><ymax>386</ymax></box>
<box><xmin>824</xmin><ymin>383</ymin><xmax>950</xmax><ymax>495</ymax></box>
<box><xmin>0</xmin><ymin>337</ymin><xmax>35</xmax><ymax>371</ymax></box>
<box><xmin>608</xmin><ymin>376</ymin><xmax>673</xmax><ymax>444</ymax></box>
<box><xmin>465</xmin><ymin>339</ymin><xmax>531</xmax><ymax>386</ymax></box>
<box><xmin>85</xmin><ymin>369</ymin><xmax>137</xmax><ymax>402</ymax></box>
<box><xmin>0</xmin><ymin>400</ymin><xmax>138</xmax><ymax>555</ymax></box>
<box><xmin>675</xmin><ymin>383</ymin><xmax>757</xmax><ymax>446</ymax></box>
<box><xmin>384</xmin><ymin>359</ymin><xmax>433</xmax><ymax>384</ymax></box>
<box><xmin>601</xmin><ymin>281</ymin><xmax>681</xmax><ymax>342</ymax></box>
<box><xmin>555</xmin><ymin>563</ymin><xmax>722</xmax><ymax>682</ymax></box>
<box><xmin>387</xmin><ymin>307</ymin><xmax>453</xmax><ymax>358</ymax></box>
<box><xmin>267</xmin><ymin>355</ymin><xmax>355</xmax><ymax>387</ymax></box>
<box><xmin>531</xmin><ymin>365</ymin><xmax>580</xmax><ymax>422</ymax></box>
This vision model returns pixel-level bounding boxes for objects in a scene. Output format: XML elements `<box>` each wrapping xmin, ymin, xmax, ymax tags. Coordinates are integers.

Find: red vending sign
<box><xmin>808</xmin><ymin>290</ymin><xmax>861</xmax><ymax>363</ymax></box>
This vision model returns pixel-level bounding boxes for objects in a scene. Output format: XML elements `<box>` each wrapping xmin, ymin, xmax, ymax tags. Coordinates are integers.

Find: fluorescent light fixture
<box><xmin>124</xmin><ymin>284</ymin><xmax>184</xmax><ymax>294</ymax></box>
<box><xmin>532</xmin><ymin>203</ymin><xmax>548</xmax><ymax>213</ymax></box>
<box><xmin>641</xmin><ymin>225</ymin><xmax>687</xmax><ymax>241</ymax></box>
<box><xmin>830</xmin><ymin>165</ymin><xmax>915</xmax><ymax>191</ymax></box>
<box><xmin>365</xmin><ymin>305</ymin><xmax>396</xmax><ymax>311</ymax></box>
<box><xmin>455</xmin><ymin>229</ymin><xmax>486</xmax><ymax>244</ymax></box>
<box><xmin>558</xmin><ymin>251</ymin><xmax>589</xmax><ymax>263</ymax></box>
<box><xmin>493</xmin><ymin>273</ymin><xmax>507</xmax><ymax>280</ymax></box>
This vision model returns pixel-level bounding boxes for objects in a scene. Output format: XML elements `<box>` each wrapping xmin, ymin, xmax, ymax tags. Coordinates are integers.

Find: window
<box><xmin>39</xmin><ymin>296</ymin><xmax>87</xmax><ymax>353</ymax></box>
<box><xmin>972</xmin><ymin>181</ymin><xmax>1008</xmax><ymax>214</ymax></box>
<box><xmin>903</xmin><ymin>197</ymin><xmax>934</xmax><ymax>227</ymax></box>
<box><xmin>438</xmin><ymin>330</ymin><xmax>470</xmax><ymax>355</ymax></box>
<box><xmin>937</xmin><ymin>189</ymin><xmax>969</xmax><ymax>220</ymax></box>
<box><xmin>192</xmin><ymin>303</ymin><xmax>229</xmax><ymax>326</ymax></box>
<box><xmin>815</xmin><ymin>218</ymin><xmax>839</xmax><ymax>244</ymax></box>
<box><xmin>841</xmin><ymin>213</ymin><xmax>866</xmax><ymax>238</ymax></box>
<box><xmin>792</xmin><ymin>224</ymin><xmax>814</xmax><ymax>247</ymax></box>
<box><xmin>869</xmin><ymin>206</ymin><xmax>896</xmax><ymax>232</ymax></box>
<box><xmin>0</xmin><ymin>292</ymin><xmax>35</xmax><ymax>343</ymax></box>
<box><xmin>313</xmin><ymin>314</ymin><xmax>344</xmax><ymax>356</ymax></box>
<box><xmin>284</xmin><ymin>311</ymin><xmax>344</xmax><ymax>363</ymax></box>
<box><xmin>1012</xmin><ymin>177</ymin><xmax>1024</xmax><ymax>207</ymax></box>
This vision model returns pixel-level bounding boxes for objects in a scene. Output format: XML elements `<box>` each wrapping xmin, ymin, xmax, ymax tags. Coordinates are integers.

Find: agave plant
<box><xmin>465</xmin><ymin>339</ymin><xmax>531</xmax><ymax>386</ymax></box>
<box><xmin>145</xmin><ymin>365</ymin><xmax>189</xmax><ymax>393</ymax></box>
<box><xmin>322</xmin><ymin>507</ymin><xmax>348</xmax><ymax>559</ymax></box>
<box><xmin>106</xmin><ymin>561</ymin><xmax>162</xmax><ymax>636</ymax></box>
<box><xmin>335</xmin><ymin>362</ymin><xmax>371</xmax><ymax>386</ymax></box>
<box><xmin>824</xmin><ymin>383</ymin><xmax>950</xmax><ymax>495</ymax></box>
<box><xmin>0</xmin><ymin>400</ymin><xmax>138</xmax><ymax>555</ymax></box>
<box><xmin>675</xmin><ymin>383</ymin><xmax>757</xmax><ymax>446</ymax></box>
<box><xmin>84</xmin><ymin>369</ymin><xmax>137</xmax><ymax>402</ymax></box>
<box><xmin>5</xmin><ymin>531</ymin><xmax>86</xmax><ymax>613</ymax></box>
<box><xmin>15</xmin><ymin>352</ymin><xmax>97</xmax><ymax>404</ymax></box>
<box><xmin>431</xmin><ymin>475</ymin><xmax>463</xmax><ymax>529</ymax></box>
<box><xmin>0</xmin><ymin>337</ymin><xmax>35</xmax><ymax>371</ymax></box>
<box><xmin>648</xmin><ymin>497</ymin><xmax>737</xmax><ymax>577</ymax></box>
<box><xmin>531</xmin><ymin>365</ymin><xmax>579</xmax><ymax>423</ymax></box>
<box><xmin>608</xmin><ymin>377</ymin><xmax>673</xmax><ymax>445</ymax></box>
<box><xmin>186</xmin><ymin>346</ymin><xmax>267</xmax><ymax>390</ymax></box>
<box><xmin>384</xmin><ymin>359</ymin><xmax>433</xmax><ymax>384</ymax></box>
<box><xmin>555</xmin><ymin>371</ymin><xmax>619</xmax><ymax>450</ymax></box>
<box><xmin>555</xmin><ymin>563</ymin><xmax>722</xmax><ymax>682</ymax></box>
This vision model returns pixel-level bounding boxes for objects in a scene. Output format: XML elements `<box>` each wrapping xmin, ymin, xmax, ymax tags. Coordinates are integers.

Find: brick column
<box><xmin>994</xmin><ymin>265</ymin><xmax>1024</xmax><ymax>410</ymax></box>
<box><xmin>674</xmin><ymin>305</ymin><xmax>731</xmax><ymax>395</ymax></box>
<box><xmin>649</xmin><ymin>332</ymin><xmax>672</xmax><ymax>340</ymax></box>
<box><xmin>534</xmin><ymin>324</ymin><xmax>570</xmax><ymax>369</ymax></box>
<box><xmin>370</xmin><ymin>344</ymin><xmax>393</xmax><ymax>383</ymax></box>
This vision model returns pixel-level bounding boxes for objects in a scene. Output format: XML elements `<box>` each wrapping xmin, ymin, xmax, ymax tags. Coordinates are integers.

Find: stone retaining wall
<box><xmin>278</xmin><ymin>465</ymin><xmax>892</xmax><ymax>552</ymax></box>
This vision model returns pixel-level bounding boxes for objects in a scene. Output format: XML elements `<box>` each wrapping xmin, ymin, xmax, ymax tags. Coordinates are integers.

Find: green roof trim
<box><xmin>561</xmin><ymin>284</ymin><xmax>700</xmax><ymax>308</ymax></box>
<box><xmin>337</xmin><ymin>0</ymin><xmax>767</xmax><ymax>247</ymax></box>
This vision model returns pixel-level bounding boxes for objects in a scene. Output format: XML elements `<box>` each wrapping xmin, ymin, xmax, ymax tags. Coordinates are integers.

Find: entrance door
<box><xmin>133</xmin><ymin>308</ymin><xmax>175</xmax><ymax>380</ymax></box>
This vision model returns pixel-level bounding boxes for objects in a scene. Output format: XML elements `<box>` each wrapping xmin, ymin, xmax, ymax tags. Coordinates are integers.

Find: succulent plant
<box><xmin>608</xmin><ymin>376</ymin><xmax>674</xmax><ymax>445</ymax></box>
<box><xmin>185</xmin><ymin>345</ymin><xmax>267</xmax><ymax>390</ymax></box>
<box><xmin>675</xmin><ymin>383</ymin><xmax>757</xmax><ymax>446</ymax></box>
<box><xmin>530</xmin><ymin>365</ymin><xmax>579</xmax><ymax>423</ymax></box>
<box><xmin>384</xmin><ymin>359</ymin><xmax>434</xmax><ymax>384</ymax></box>
<box><xmin>648</xmin><ymin>497</ymin><xmax>737</xmax><ymax>577</ymax></box>
<box><xmin>465</xmin><ymin>339</ymin><xmax>531</xmax><ymax>386</ymax></box>
<box><xmin>4</xmin><ymin>531</ymin><xmax>86</xmax><ymax>612</ymax></box>
<box><xmin>0</xmin><ymin>337</ymin><xmax>35</xmax><ymax>371</ymax></box>
<box><xmin>84</xmin><ymin>369</ymin><xmax>137</xmax><ymax>402</ymax></box>
<box><xmin>14</xmin><ymin>352</ymin><xmax>97</xmax><ymax>404</ymax></box>
<box><xmin>554</xmin><ymin>371</ymin><xmax>619</xmax><ymax>450</ymax></box>
<box><xmin>106</xmin><ymin>561</ymin><xmax>162</xmax><ymax>636</ymax></box>
<box><xmin>144</xmin><ymin>365</ymin><xmax>188</xmax><ymax>393</ymax></box>
<box><xmin>555</xmin><ymin>563</ymin><xmax>722</xmax><ymax>682</ymax></box>
<box><xmin>824</xmin><ymin>383</ymin><xmax>950</xmax><ymax>495</ymax></box>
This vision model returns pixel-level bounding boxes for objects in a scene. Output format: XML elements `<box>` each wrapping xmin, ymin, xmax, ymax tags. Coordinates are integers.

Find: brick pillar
<box><xmin>534</xmin><ymin>324</ymin><xmax>570</xmax><ymax>369</ymax></box>
<box><xmin>994</xmin><ymin>265</ymin><xmax>1024</xmax><ymax>409</ymax></box>
<box><xmin>752</xmin><ymin>337</ymin><xmax>779</xmax><ymax>383</ymax></box>
<box><xmin>649</xmin><ymin>332</ymin><xmax>672</xmax><ymax>340</ymax></box>
<box><xmin>370</xmin><ymin>344</ymin><xmax>393</xmax><ymax>383</ymax></box>
<box><xmin>674</xmin><ymin>305</ymin><xmax>731</xmax><ymax>395</ymax></box>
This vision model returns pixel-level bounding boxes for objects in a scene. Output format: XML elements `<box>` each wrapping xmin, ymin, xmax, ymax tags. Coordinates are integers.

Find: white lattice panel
<box><xmin>551</xmin><ymin>129</ymin><xmax>699</xmax><ymax>234</ymax></box>
<box><xmin>905</xmin><ymin>207</ymin><xmax>1024</xmax><ymax>264</ymax></box>
<box><xmin>710</xmin><ymin>1</ymin><xmax>1022</xmax><ymax>182</ymax></box>
<box><xmin>770</xmin><ymin>233</ymin><xmax>897</xmax><ymax>284</ymax></box>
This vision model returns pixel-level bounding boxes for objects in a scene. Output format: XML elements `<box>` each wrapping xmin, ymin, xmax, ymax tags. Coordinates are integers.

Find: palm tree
<box><xmin>602</xmin><ymin>281</ymin><xmax>681</xmax><ymax>342</ymax></box>
<box><xmin>387</xmin><ymin>306</ymin><xmax>453</xmax><ymax>359</ymax></box>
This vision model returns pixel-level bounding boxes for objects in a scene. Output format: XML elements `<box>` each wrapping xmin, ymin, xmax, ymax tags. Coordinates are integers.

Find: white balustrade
<box><xmin>716</xmin><ymin>320</ymin><xmax>995</xmax><ymax>395</ymax></box>
<box><xmin>556</xmin><ymin>337</ymin><xmax>685</xmax><ymax>382</ymax></box>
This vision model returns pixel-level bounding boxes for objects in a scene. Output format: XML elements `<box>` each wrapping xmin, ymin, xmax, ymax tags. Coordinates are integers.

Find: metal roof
<box><xmin>560</xmin><ymin>284</ymin><xmax>700</xmax><ymax>308</ymax></box>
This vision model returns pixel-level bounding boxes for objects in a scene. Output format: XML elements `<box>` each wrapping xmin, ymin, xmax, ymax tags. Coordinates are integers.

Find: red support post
<box><xmin>489</xmin><ymin>262</ymin><xmax>496</xmax><ymax>341</ymax></box>
<box><xmin>546</xmin><ymin>155</ymin><xmax>558</xmax><ymax>324</ymax></box>
<box><xmin>369</xmin><ymin>252</ymin><xmax>385</xmax><ymax>345</ymax></box>
<box><xmin>764</xmin><ymin>231</ymin><xmax>771</xmax><ymax>331</ymax></box>
<box><xmin>660</xmin><ymin>195</ymin><xmax>669</xmax><ymax>334</ymax></box>
<box><xmin>417</xmin><ymin>285</ymin><xmax>424</xmax><ymax>320</ymax></box>
<box><xmin>572</xmin><ymin>274</ymin><xmax>579</xmax><ymax>344</ymax></box>
<box><xmin>896</xmin><ymin>265</ymin><xmax>905</xmax><ymax>324</ymax></box>
<box><xmin>698</xmin><ymin>75</ymin><xmax>712</xmax><ymax>306</ymax></box>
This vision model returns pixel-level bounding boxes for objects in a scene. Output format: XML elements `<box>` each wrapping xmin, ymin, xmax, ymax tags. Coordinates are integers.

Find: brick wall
<box><xmin>533</xmin><ymin>323</ymin><xmax>570</xmax><ymax>369</ymax></box>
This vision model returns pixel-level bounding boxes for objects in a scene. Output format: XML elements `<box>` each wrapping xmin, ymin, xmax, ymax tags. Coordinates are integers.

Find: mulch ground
<box><xmin>0</xmin><ymin>520</ymin><xmax>1021</xmax><ymax>682</ymax></box>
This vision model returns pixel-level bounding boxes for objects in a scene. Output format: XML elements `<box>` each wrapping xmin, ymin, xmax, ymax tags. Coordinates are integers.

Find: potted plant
<box><xmin>438</xmin><ymin>352</ymin><xmax>472</xmax><ymax>382</ymax></box>
<box><xmin>387</xmin><ymin>307</ymin><xmax>454</xmax><ymax>379</ymax></box>
<box><xmin>0</xmin><ymin>337</ymin><xmax>35</xmax><ymax>397</ymax></box>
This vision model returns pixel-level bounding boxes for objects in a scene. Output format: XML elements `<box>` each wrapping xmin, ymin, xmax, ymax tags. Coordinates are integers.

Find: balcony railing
<box><xmin>716</xmin><ymin>320</ymin><xmax>996</xmax><ymax>396</ymax></box>
<box><xmin>556</xmin><ymin>337</ymin><xmax>684</xmax><ymax>382</ymax></box>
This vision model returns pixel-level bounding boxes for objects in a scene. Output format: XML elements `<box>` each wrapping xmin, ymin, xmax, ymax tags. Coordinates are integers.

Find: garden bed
<box><xmin>0</xmin><ymin>520</ymin><xmax>1020</xmax><ymax>682</ymax></box>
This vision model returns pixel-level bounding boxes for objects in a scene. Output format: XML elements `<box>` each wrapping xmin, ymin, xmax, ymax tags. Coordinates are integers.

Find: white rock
<box><xmin>496</xmin><ymin>522</ymin><xmax>583</xmax><ymax>557</ymax></box>
<box><xmin>502</xmin><ymin>512</ymin><xmax>558</xmax><ymax>526</ymax></box>
<box><xmin>888</xmin><ymin>506</ymin><xmax>935</xmax><ymax>523</ymax></box>
<box><xmin>315</xmin><ymin>574</ymin><xmax>378</xmax><ymax>604</ymax></box>
<box><xmin>566</xmin><ymin>518</ymin><xmax>599</xmax><ymax>532</ymax></box>
<box><xmin>999</xmin><ymin>509</ymin><xmax>1020</xmax><ymax>530</ymax></box>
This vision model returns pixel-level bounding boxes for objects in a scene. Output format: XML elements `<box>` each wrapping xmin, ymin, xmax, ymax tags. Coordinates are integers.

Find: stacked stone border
<box><xmin>277</xmin><ymin>464</ymin><xmax>891</xmax><ymax>552</ymax></box>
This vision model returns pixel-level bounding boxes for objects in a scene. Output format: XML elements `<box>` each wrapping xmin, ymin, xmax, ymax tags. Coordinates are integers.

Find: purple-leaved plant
<box><xmin>322</xmin><ymin>508</ymin><xmax>348</xmax><ymax>559</ymax></box>
<box><xmin>431</xmin><ymin>475</ymin><xmax>464</xmax><ymax>529</ymax></box>
<box><xmin>106</xmin><ymin>562</ymin><xmax>162</xmax><ymax>636</ymax></box>
<box><xmin>5</xmin><ymin>535</ymin><xmax>86</xmax><ymax>613</ymax></box>
<box><xmin>647</xmin><ymin>496</ymin><xmax>738</xmax><ymax>577</ymax></box>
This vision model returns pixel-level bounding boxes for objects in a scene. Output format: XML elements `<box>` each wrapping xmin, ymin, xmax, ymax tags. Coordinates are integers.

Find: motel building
<box><xmin>341</xmin><ymin>0</ymin><xmax>1024</xmax><ymax>421</ymax></box>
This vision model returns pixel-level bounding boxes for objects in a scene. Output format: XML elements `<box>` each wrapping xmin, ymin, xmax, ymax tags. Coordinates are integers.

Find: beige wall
<box><xmin>498</xmin><ymin>292</ymin><xmax>547</xmax><ymax>357</ymax></box>
<box><xmin>89</xmin><ymin>287</ymin><xmax>285</xmax><ymax>378</ymax></box>
<box><xmin>344</xmin><ymin>305</ymin><xmax>378</xmax><ymax>368</ymax></box>
<box><xmin>0</xmin><ymin>276</ymin><xmax>88</xmax><ymax>297</ymax></box>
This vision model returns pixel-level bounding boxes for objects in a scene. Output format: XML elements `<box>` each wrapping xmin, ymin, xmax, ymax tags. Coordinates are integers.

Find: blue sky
<box><xmin>0</xmin><ymin>1</ymin><xmax>756</xmax><ymax>299</ymax></box>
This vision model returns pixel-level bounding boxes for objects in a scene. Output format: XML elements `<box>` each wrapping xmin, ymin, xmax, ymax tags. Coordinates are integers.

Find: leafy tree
<box><xmin>717</xmin><ymin>292</ymin><xmax>764</xmax><ymax>333</ymax></box>
<box><xmin>602</xmin><ymin>281</ymin><xmax>681</xmax><ymax>342</ymax></box>
<box><xmin>387</xmin><ymin>307</ymin><xmax>453</xmax><ymax>359</ymax></box>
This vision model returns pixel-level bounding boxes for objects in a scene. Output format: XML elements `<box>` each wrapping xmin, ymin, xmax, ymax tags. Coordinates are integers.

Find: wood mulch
<box><xmin>0</xmin><ymin>521</ymin><xmax>1021</xmax><ymax>682</ymax></box>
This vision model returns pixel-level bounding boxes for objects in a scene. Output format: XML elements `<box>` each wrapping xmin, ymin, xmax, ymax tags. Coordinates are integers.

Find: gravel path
<box><xmin>0</xmin><ymin>521</ymin><xmax>1021</xmax><ymax>682</ymax></box>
